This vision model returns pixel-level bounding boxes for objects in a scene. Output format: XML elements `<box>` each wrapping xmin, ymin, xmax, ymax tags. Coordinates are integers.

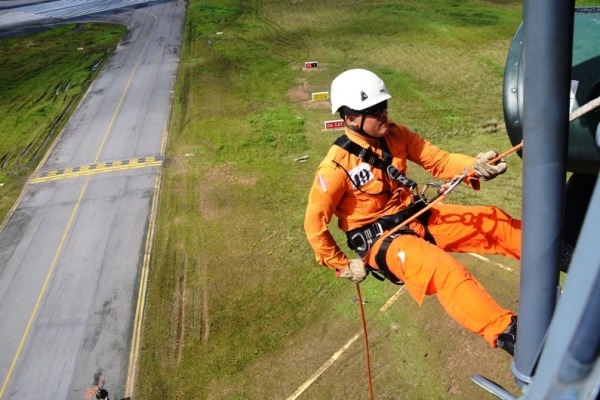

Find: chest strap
<box><xmin>334</xmin><ymin>135</ymin><xmax>417</xmax><ymax>190</ymax></box>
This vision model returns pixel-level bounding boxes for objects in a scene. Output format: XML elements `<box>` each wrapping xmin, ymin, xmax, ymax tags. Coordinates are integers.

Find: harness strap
<box><xmin>346</xmin><ymin>199</ymin><xmax>434</xmax><ymax>256</ymax></box>
<box><xmin>369</xmin><ymin>213</ymin><xmax>436</xmax><ymax>285</ymax></box>
<box><xmin>334</xmin><ymin>135</ymin><xmax>417</xmax><ymax>189</ymax></box>
<box><xmin>373</xmin><ymin>234</ymin><xmax>405</xmax><ymax>285</ymax></box>
<box><xmin>417</xmin><ymin>211</ymin><xmax>437</xmax><ymax>245</ymax></box>
<box><xmin>347</xmin><ymin>207</ymin><xmax>437</xmax><ymax>284</ymax></box>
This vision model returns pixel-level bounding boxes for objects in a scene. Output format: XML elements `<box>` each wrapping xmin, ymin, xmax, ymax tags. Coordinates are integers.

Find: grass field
<box><xmin>136</xmin><ymin>0</ymin><xmax>525</xmax><ymax>399</ymax></box>
<box><xmin>134</xmin><ymin>0</ymin><xmax>600</xmax><ymax>398</ymax></box>
<box><xmin>1</xmin><ymin>1</ymin><xmax>595</xmax><ymax>399</ymax></box>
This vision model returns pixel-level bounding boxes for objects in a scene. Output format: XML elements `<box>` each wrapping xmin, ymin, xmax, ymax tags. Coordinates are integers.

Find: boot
<box><xmin>496</xmin><ymin>316</ymin><xmax>517</xmax><ymax>356</ymax></box>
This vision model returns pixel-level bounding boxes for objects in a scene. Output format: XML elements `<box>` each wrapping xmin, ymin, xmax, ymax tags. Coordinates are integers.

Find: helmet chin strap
<box><xmin>346</xmin><ymin>112</ymin><xmax>379</xmax><ymax>139</ymax></box>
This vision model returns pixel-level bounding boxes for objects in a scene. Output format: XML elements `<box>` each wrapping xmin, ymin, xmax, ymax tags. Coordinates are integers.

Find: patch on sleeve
<box><xmin>348</xmin><ymin>163</ymin><xmax>374</xmax><ymax>189</ymax></box>
<box><xmin>317</xmin><ymin>174</ymin><xmax>329</xmax><ymax>192</ymax></box>
<box><xmin>397</xmin><ymin>251</ymin><xmax>406</xmax><ymax>271</ymax></box>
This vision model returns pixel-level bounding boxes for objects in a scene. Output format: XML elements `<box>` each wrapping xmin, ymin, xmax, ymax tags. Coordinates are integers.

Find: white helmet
<box><xmin>330</xmin><ymin>69</ymin><xmax>391</xmax><ymax>114</ymax></box>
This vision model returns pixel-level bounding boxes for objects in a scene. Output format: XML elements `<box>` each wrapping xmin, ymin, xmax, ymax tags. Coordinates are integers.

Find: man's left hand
<box><xmin>473</xmin><ymin>150</ymin><xmax>507</xmax><ymax>180</ymax></box>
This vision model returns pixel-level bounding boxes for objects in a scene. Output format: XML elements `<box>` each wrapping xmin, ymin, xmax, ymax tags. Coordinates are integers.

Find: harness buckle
<box><xmin>373</xmin><ymin>222</ymin><xmax>384</xmax><ymax>238</ymax></box>
<box><xmin>347</xmin><ymin>222</ymin><xmax>384</xmax><ymax>257</ymax></box>
<box><xmin>349</xmin><ymin>231</ymin><xmax>368</xmax><ymax>253</ymax></box>
<box><xmin>386</xmin><ymin>165</ymin><xmax>417</xmax><ymax>190</ymax></box>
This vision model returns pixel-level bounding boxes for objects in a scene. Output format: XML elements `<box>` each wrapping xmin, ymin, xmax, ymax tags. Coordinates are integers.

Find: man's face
<box><xmin>347</xmin><ymin>100</ymin><xmax>390</xmax><ymax>138</ymax></box>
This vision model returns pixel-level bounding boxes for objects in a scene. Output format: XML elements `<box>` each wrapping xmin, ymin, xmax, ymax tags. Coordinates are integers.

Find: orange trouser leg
<box><xmin>367</xmin><ymin>234</ymin><xmax>514</xmax><ymax>346</ymax></box>
<box><xmin>427</xmin><ymin>204</ymin><xmax>521</xmax><ymax>260</ymax></box>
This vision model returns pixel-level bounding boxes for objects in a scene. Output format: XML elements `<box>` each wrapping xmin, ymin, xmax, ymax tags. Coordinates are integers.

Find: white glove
<box><xmin>473</xmin><ymin>150</ymin><xmax>507</xmax><ymax>180</ymax></box>
<box><xmin>338</xmin><ymin>259</ymin><xmax>368</xmax><ymax>283</ymax></box>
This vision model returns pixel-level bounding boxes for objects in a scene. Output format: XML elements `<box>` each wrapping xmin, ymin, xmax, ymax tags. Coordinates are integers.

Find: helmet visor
<box><xmin>362</xmin><ymin>100</ymin><xmax>388</xmax><ymax>117</ymax></box>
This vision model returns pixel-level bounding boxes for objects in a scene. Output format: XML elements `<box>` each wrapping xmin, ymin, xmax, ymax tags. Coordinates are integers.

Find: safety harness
<box><xmin>334</xmin><ymin>134</ymin><xmax>436</xmax><ymax>285</ymax></box>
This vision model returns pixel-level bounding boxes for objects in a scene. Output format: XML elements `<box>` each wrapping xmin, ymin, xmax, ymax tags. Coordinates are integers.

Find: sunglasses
<box><xmin>363</xmin><ymin>100</ymin><xmax>388</xmax><ymax>117</ymax></box>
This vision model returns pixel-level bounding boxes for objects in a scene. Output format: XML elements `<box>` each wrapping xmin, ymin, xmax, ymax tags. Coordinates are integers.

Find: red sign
<box><xmin>324</xmin><ymin>120</ymin><xmax>345</xmax><ymax>130</ymax></box>
<box><xmin>304</xmin><ymin>61</ymin><xmax>318</xmax><ymax>69</ymax></box>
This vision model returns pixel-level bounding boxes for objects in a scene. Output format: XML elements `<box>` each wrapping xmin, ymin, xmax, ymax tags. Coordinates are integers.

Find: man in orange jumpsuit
<box><xmin>304</xmin><ymin>69</ymin><xmax>519</xmax><ymax>355</ymax></box>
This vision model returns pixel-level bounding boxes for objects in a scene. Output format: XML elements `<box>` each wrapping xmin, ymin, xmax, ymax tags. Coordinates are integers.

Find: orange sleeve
<box><xmin>396</xmin><ymin>125</ymin><xmax>481</xmax><ymax>190</ymax></box>
<box><xmin>304</xmin><ymin>163</ymin><xmax>350</xmax><ymax>271</ymax></box>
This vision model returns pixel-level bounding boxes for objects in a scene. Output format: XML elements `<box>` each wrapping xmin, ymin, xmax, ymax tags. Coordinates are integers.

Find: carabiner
<box><xmin>420</xmin><ymin>182</ymin><xmax>442</xmax><ymax>203</ymax></box>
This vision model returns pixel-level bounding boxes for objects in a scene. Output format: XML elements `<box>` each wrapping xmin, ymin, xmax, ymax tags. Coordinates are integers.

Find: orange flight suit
<box><xmin>304</xmin><ymin>123</ymin><xmax>520</xmax><ymax>346</ymax></box>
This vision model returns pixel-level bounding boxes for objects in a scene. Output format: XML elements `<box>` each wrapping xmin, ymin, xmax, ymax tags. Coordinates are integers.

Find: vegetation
<box><xmin>0</xmin><ymin>23</ymin><xmax>125</xmax><ymax>220</ymax></box>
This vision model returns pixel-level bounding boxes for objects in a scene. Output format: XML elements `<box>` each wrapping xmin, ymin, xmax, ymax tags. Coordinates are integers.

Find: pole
<box><xmin>515</xmin><ymin>0</ymin><xmax>575</xmax><ymax>385</ymax></box>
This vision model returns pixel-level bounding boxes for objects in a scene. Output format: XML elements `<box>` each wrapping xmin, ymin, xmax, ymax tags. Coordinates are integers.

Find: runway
<box><xmin>0</xmin><ymin>1</ymin><xmax>186</xmax><ymax>398</ymax></box>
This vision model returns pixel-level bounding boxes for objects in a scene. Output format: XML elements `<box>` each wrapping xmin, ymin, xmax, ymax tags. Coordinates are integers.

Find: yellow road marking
<box><xmin>125</xmin><ymin>156</ymin><xmax>162</xmax><ymax>396</ymax></box>
<box><xmin>28</xmin><ymin>156</ymin><xmax>164</xmax><ymax>184</ymax></box>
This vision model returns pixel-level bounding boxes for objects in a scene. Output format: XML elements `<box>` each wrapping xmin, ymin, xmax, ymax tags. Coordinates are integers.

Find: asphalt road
<box><xmin>0</xmin><ymin>1</ymin><xmax>185</xmax><ymax>399</ymax></box>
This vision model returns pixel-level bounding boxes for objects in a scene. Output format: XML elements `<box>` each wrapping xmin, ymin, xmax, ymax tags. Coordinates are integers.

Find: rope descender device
<box><xmin>420</xmin><ymin>168</ymin><xmax>468</xmax><ymax>204</ymax></box>
<box><xmin>379</xmin><ymin>168</ymin><xmax>468</xmax><ymax>240</ymax></box>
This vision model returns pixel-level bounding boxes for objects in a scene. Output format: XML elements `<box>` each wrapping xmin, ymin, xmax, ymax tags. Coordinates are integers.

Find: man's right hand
<box><xmin>473</xmin><ymin>150</ymin><xmax>507</xmax><ymax>180</ymax></box>
<box><xmin>337</xmin><ymin>259</ymin><xmax>368</xmax><ymax>283</ymax></box>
